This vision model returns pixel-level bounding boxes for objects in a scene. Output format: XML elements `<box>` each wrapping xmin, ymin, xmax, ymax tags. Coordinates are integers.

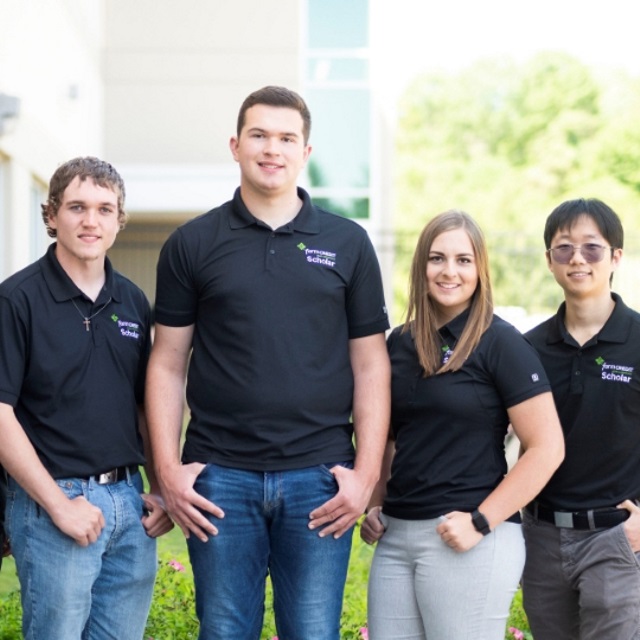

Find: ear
<box><xmin>302</xmin><ymin>144</ymin><xmax>312</xmax><ymax>165</ymax></box>
<box><xmin>545</xmin><ymin>250</ymin><xmax>553</xmax><ymax>271</ymax></box>
<box><xmin>611</xmin><ymin>247</ymin><xmax>623</xmax><ymax>273</ymax></box>
<box><xmin>229</xmin><ymin>136</ymin><xmax>240</xmax><ymax>161</ymax></box>
<box><xmin>47</xmin><ymin>208</ymin><xmax>58</xmax><ymax>231</ymax></box>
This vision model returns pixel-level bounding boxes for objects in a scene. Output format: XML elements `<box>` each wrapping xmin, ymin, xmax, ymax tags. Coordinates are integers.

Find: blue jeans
<box><xmin>187</xmin><ymin>463</ymin><xmax>354</xmax><ymax>640</ymax></box>
<box><xmin>6</xmin><ymin>471</ymin><xmax>157</xmax><ymax>640</ymax></box>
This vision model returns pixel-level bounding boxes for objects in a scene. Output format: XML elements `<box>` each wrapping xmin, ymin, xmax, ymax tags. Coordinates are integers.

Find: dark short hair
<box><xmin>236</xmin><ymin>86</ymin><xmax>311</xmax><ymax>144</ymax></box>
<box><xmin>544</xmin><ymin>198</ymin><xmax>624</xmax><ymax>250</ymax></box>
<box><xmin>41</xmin><ymin>156</ymin><xmax>127</xmax><ymax>238</ymax></box>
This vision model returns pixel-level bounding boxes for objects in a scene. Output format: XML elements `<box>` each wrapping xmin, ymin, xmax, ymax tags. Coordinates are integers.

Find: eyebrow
<box><xmin>429</xmin><ymin>250</ymin><xmax>474</xmax><ymax>257</ymax></box>
<box><xmin>554</xmin><ymin>232</ymin><xmax>600</xmax><ymax>241</ymax></box>
<box><xmin>65</xmin><ymin>199</ymin><xmax>116</xmax><ymax>207</ymax></box>
<box><xmin>247</xmin><ymin>127</ymin><xmax>300</xmax><ymax>139</ymax></box>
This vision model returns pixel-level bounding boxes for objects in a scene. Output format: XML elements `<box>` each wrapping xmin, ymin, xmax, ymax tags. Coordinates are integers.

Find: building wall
<box><xmin>0</xmin><ymin>0</ymin><xmax>394</xmax><ymax>314</ymax></box>
<box><xmin>0</xmin><ymin>0</ymin><xmax>106</xmax><ymax>278</ymax></box>
<box><xmin>104</xmin><ymin>0</ymin><xmax>301</xmax><ymax>166</ymax></box>
<box><xmin>103</xmin><ymin>0</ymin><xmax>306</xmax><ymax>303</ymax></box>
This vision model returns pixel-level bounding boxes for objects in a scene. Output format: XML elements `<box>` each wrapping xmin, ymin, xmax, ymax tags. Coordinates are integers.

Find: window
<box><xmin>304</xmin><ymin>0</ymin><xmax>370</xmax><ymax>219</ymax></box>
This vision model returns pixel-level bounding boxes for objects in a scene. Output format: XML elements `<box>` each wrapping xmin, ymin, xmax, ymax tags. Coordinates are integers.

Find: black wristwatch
<box><xmin>471</xmin><ymin>509</ymin><xmax>491</xmax><ymax>536</ymax></box>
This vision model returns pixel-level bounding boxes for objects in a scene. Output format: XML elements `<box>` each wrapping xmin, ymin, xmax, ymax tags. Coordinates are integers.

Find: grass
<box><xmin>0</xmin><ymin>522</ymin><xmax>531</xmax><ymax>639</ymax></box>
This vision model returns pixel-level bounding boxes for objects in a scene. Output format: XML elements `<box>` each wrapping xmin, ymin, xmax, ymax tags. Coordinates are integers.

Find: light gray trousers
<box><xmin>367</xmin><ymin>514</ymin><xmax>525</xmax><ymax>640</ymax></box>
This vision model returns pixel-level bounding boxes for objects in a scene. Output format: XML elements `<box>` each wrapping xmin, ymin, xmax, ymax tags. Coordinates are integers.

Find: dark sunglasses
<box><xmin>546</xmin><ymin>243</ymin><xmax>615</xmax><ymax>265</ymax></box>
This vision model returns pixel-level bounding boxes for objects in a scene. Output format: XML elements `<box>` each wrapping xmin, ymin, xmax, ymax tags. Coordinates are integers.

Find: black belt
<box><xmin>86</xmin><ymin>466</ymin><xmax>138</xmax><ymax>485</ymax></box>
<box><xmin>526</xmin><ymin>501</ymin><xmax>630</xmax><ymax>530</ymax></box>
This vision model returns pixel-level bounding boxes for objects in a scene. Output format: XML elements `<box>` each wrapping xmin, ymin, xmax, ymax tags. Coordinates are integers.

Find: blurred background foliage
<box><xmin>392</xmin><ymin>51</ymin><xmax>640</xmax><ymax>321</ymax></box>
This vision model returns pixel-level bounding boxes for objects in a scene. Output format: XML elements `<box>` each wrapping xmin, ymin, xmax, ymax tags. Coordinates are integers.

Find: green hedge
<box><xmin>0</xmin><ymin>526</ymin><xmax>531</xmax><ymax>639</ymax></box>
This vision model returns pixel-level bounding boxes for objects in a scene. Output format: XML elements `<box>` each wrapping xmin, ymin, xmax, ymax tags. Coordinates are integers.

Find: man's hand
<box><xmin>360</xmin><ymin>506</ymin><xmax>385</xmax><ymax>545</ymax></box>
<box><xmin>50</xmin><ymin>496</ymin><xmax>105</xmax><ymax>546</ymax></box>
<box><xmin>141</xmin><ymin>493</ymin><xmax>174</xmax><ymax>538</ymax></box>
<box><xmin>619</xmin><ymin>499</ymin><xmax>640</xmax><ymax>551</ymax></box>
<box><xmin>308</xmin><ymin>466</ymin><xmax>374</xmax><ymax>539</ymax></box>
<box><xmin>158</xmin><ymin>462</ymin><xmax>224</xmax><ymax>542</ymax></box>
<box><xmin>436</xmin><ymin>511</ymin><xmax>483</xmax><ymax>553</ymax></box>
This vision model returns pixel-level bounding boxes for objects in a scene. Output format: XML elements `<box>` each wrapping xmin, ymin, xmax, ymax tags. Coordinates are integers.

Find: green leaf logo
<box><xmin>297</xmin><ymin>242</ymin><xmax>306</xmax><ymax>250</ymax></box>
<box><xmin>111</xmin><ymin>314</ymin><xmax>119</xmax><ymax>322</ymax></box>
<box><xmin>595</xmin><ymin>356</ymin><xmax>605</xmax><ymax>365</ymax></box>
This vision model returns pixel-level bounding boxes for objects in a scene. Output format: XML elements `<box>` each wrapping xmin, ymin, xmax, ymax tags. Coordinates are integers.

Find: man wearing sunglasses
<box><xmin>521</xmin><ymin>198</ymin><xmax>640</xmax><ymax>640</ymax></box>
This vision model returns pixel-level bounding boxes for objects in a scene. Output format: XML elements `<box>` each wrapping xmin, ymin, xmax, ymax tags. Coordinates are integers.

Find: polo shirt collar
<box><xmin>40</xmin><ymin>243</ymin><xmax>121</xmax><ymax>304</ymax></box>
<box><xmin>228</xmin><ymin>187</ymin><xmax>320</xmax><ymax>234</ymax></box>
<box><xmin>439</xmin><ymin>307</ymin><xmax>472</xmax><ymax>343</ymax></box>
<box><xmin>548</xmin><ymin>292</ymin><xmax>630</xmax><ymax>345</ymax></box>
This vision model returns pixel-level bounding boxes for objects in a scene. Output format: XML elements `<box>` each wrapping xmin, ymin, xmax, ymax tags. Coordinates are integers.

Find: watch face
<box><xmin>472</xmin><ymin>510</ymin><xmax>490</xmax><ymax>535</ymax></box>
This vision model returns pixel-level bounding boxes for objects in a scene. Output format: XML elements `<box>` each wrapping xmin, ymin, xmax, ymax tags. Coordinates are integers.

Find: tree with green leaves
<box><xmin>394</xmin><ymin>52</ymin><xmax>640</xmax><ymax>318</ymax></box>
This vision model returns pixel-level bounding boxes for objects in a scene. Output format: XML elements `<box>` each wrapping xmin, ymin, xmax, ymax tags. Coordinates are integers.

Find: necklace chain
<box><xmin>70</xmin><ymin>297</ymin><xmax>112</xmax><ymax>332</ymax></box>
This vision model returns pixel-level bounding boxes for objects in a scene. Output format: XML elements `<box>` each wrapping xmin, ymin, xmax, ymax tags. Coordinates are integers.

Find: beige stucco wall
<box><xmin>0</xmin><ymin>0</ymin><xmax>105</xmax><ymax>277</ymax></box>
<box><xmin>104</xmin><ymin>1</ymin><xmax>301</xmax><ymax>166</ymax></box>
<box><xmin>1</xmin><ymin>0</ymin><xmax>394</xmax><ymax>313</ymax></box>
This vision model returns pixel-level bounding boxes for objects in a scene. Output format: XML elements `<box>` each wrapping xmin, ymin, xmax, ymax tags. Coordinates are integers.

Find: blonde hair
<box><xmin>404</xmin><ymin>210</ymin><xmax>493</xmax><ymax>375</ymax></box>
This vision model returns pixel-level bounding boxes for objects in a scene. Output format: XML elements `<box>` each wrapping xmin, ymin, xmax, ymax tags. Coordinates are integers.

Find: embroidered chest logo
<box><xmin>111</xmin><ymin>314</ymin><xmax>141</xmax><ymax>340</ymax></box>
<box><xmin>297</xmin><ymin>242</ymin><xmax>337</xmax><ymax>268</ymax></box>
<box><xmin>441</xmin><ymin>344</ymin><xmax>453</xmax><ymax>365</ymax></box>
<box><xmin>595</xmin><ymin>356</ymin><xmax>634</xmax><ymax>384</ymax></box>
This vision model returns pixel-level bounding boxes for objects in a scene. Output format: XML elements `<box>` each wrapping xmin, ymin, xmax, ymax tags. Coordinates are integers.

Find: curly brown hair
<box><xmin>41</xmin><ymin>156</ymin><xmax>127</xmax><ymax>238</ymax></box>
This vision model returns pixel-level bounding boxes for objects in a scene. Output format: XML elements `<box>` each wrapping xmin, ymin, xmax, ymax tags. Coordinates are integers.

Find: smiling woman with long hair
<box><xmin>361</xmin><ymin>210</ymin><xmax>565</xmax><ymax>639</ymax></box>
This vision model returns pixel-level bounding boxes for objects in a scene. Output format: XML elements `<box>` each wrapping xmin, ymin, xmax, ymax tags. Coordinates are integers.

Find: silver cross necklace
<box><xmin>70</xmin><ymin>297</ymin><xmax>113</xmax><ymax>332</ymax></box>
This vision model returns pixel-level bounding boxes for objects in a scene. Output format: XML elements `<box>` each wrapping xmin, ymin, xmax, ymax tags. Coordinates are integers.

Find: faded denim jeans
<box><xmin>6</xmin><ymin>471</ymin><xmax>156</xmax><ymax>640</ymax></box>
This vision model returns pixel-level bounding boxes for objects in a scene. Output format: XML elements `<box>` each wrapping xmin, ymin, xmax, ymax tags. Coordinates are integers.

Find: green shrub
<box><xmin>505</xmin><ymin>588</ymin><xmax>533</xmax><ymax>639</ymax></box>
<box><xmin>0</xmin><ymin>523</ymin><xmax>532</xmax><ymax>639</ymax></box>
<box><xmin>0</xmin><ymin>590</ymin><xmax>21</xmax><ymax>639</ymax></box>
<box><xmin>145</xmin><ymin>557</ymin><xmax>199</xmax><ymax>639</ymax></box>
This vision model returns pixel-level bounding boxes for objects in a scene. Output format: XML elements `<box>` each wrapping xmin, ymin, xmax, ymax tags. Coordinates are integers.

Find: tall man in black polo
<box><xmin>146</xmin><ymin>86</ymin><xmax>391</xmax><ymax>639</ymax></box>
<box><xmin>522</xmin><ymin>198</ymin><xmax>640</xmax><ymax>640</ymax></box>
<box><xmin>0</xmin><ymin>156</ymin><xmax>172</xmax><ymax>639</ymax></box>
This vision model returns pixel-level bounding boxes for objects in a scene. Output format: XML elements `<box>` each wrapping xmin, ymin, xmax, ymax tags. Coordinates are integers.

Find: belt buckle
<box><xmin>554</xmin><ymin>511</ymin><xmax>574</xmax><ymax>528</ymax></box>
<box><xmin>97</xmin><ymin>469</ymin><xmax>118</xmax><ymax>485</ymax></box>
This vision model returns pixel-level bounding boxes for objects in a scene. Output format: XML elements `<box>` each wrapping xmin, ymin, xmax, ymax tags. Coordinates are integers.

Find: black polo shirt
<box><xmin>0</xmin><ymin>244</ymin><xmax>150</xmax><ymax>478</ymax></box>
<box><xmin>383</xmin><ymin>311</ymin><xmax>550</xmax><ymax>520</ymax></box>
<box><xmin>526</xmin><ymin>293</ymin><xmax>640</xmax><ymax>510</ymax></box>
<box><xmin>154</xmin><ymin>187</ymin><xmax>389</xmax><ymax>471</ymax></box>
